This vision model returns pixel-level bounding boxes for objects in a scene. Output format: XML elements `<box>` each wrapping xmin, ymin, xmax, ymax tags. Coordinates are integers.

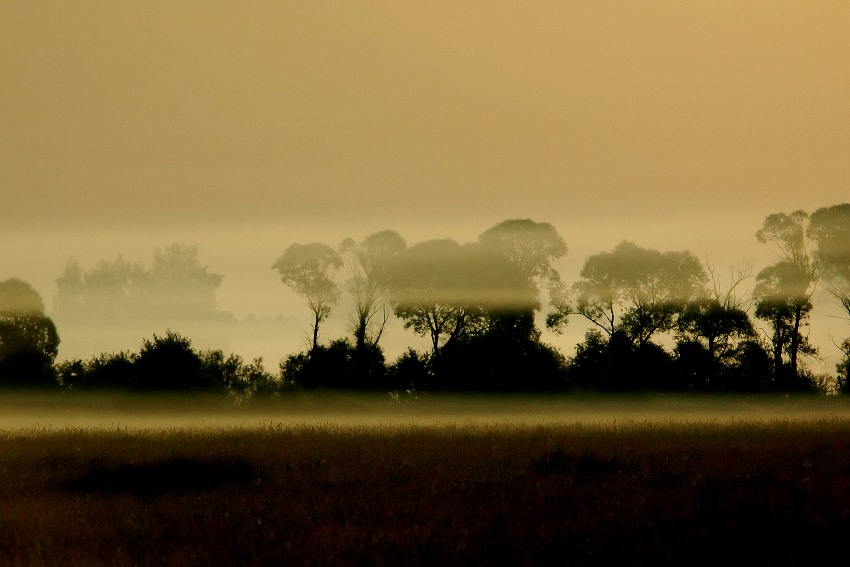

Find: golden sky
<box><xmin>2</xmin><ymin>1</ymin><xmax>849</xmax><ymax>365</ymax></box>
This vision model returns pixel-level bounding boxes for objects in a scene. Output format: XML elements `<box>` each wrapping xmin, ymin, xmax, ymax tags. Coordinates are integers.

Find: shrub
<box><xmin>133</xmin><ymin>331</ymin><xmax>212</xmax><ymax>391</ymax></box>
<box><xmin>201</xmin><ymin>350</ymin><xmax>280</xmax><ymax>397</ymax></box>
<box><xmin>280</xmin><ymin>340</ymin><xmax>388</xmax><ymax>390</ymax></box>
<box><xmin>387</xmin><ymin>348</ymin><xmax>432</xmax><ymax>390</ymax></box>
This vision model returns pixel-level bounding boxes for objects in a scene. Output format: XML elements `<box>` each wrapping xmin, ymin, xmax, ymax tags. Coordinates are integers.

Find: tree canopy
<box><xmin>478</xmin><ymin>218</ymin><xmax>567</xmax><ymax>294</ymax></box>
<box><xmin>549</xmin><ymin>241</ymin><xmax>708</xmax><ymax>347</ymax></box>
<box><xmin>386</xmin><ymin>239</ymin><xmax>537</xmax><ymax>355</ymax></box>
<box><xmin>339</xmin><ymin>230</ymin><xmax>407</xmax><ymax>349</ymax></box>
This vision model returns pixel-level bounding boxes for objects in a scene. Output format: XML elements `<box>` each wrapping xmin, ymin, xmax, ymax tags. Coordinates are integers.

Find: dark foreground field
<box><xmin>2</xmin><ymin>411</ymin><xmax>850</xmax><ymax>566</ymax></box>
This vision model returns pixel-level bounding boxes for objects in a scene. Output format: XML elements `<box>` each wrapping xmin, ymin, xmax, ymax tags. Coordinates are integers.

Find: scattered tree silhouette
<box><xmin>38</xmin><ymin>203</ymin><xmax>850</xmax><ymax>394</ymax></box>
<box><xmin>0</xmin><ymin>278</ymin><xmax>60</xmax><ymax>388</ymax></box>
<box><xmin>381</xmin><ymin>225</ymin><xmax>567</xmax><ymax>391</ymax></box>
<box><xmin>273</xmin><ymin>243</ymin><xmax>343</xmax><ymax>351</ymax></box>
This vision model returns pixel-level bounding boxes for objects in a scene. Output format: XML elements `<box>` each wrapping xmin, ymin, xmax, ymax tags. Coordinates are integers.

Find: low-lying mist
<box><xmin>3</xmin><ymin>391</ymin><xmax>850</xmax><ymax>433</ymax></box>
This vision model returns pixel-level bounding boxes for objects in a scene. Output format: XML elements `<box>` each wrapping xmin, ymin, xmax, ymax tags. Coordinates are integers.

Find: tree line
<box><xmin>2</xmin><ymin>205</ymin><xmax>849</xmax><ymax>394</ymax></box>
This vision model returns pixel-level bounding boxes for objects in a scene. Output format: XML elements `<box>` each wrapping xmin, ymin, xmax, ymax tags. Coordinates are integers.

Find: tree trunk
<box><xmin>354</xmin><ymin>315</ymin><xmax>367</xmax><ymax>350</ymax></box>
<box><xmin>790</xmin><ymin>304</ymin><xmax>803</xmax><ymax>380</ymax></box>
<box><xmin>772</xmin><ymin>314</ymin><xmax>784</xmax><ymax>383</ymax></box>
<box><xmin>312</xmin><ymin>312</ymin><xmax>320</xmax><ymax>352</ymax></box>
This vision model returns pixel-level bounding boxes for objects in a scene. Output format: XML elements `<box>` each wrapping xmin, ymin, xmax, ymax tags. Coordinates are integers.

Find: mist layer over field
<box><xmin>3</xmin><ymin>392</ymin><xmax>850</xmax><ymax>433</ymax></box>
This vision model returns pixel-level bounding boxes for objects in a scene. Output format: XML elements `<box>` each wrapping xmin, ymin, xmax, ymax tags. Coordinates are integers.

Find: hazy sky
<box><xmin>2</xmin><ymin>2</ymin><xmax>849</xmax><ymax>367</ymax></box>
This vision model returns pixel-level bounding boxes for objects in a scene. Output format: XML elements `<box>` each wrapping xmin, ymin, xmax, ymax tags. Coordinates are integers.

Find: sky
<box><xmin>2</xmin><ymin>1</ymin><xmax>849</xmax><ymax>370</ymax></box>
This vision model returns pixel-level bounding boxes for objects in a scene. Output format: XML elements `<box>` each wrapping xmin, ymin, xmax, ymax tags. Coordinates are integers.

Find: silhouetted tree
<box><xmin>808</xmin><ymin>203</ymin><xmax>850</xmax><ymax>329</ymax></box>
<box><xmin>549</xmin><ymin>241</ymin><xmax>708</xmax><ymax>348</ymax></box>
<box><xmin>273</xmin><ymin>243</ymin><xmax>343</xmax><ymax>351</ymax></box>
<box><xmin>673</xmin><ymin>296</ymin><xmax>757</xmax><ymax>391</ymax></box>
<box><xmin>565</xmin><ymin>330</ymin><xmax>623</xmax><ymax>390</ymax></box>
<box><xmin>677</xmin><ymin>300</ymin><xmax>754</xmax><ymax>362</ymax></box>
<box><xmin>0</xmin><ymin>279</ymin><xmax>60</xmax><ymax>388</ymax></box>
<box><xmin>478</xmin><ymin>218</ymin><xmax>567</xmax><ymax>298</ymax></box>
<box><xmin>757</xmin><ymin>210</ymin><xmax>817</xmax><ymax>269</ymax></box>
<box><xmin>478</xmin><ymin>218</ymin><xmax>567</xmax><ymax>343</ymax></box>
<box><xmin>386</xmin><ymin>239</ymin><xmax>483</xmax><ymax>355</ymax></box>
<box><xmin>339</xmin><ymin>230</ymin><xmax>407</xmax><ymax>349</ymax></box>
<box><xmin>837</xmin><ymin>338</ymin><xmax>850</xmax><ymax>394</ymax></box>
<box><xmin>754</xmin><ymin>262</ymin><xmax>817</xmax><ymax>389</ymax></box>
<box><xmin>754</xmin><ymin>211</ymin><xmax>819</xmax><ymax>386</ymax></box>
<box><xmin>387</xmin><ymin>239</ymin><xmax>534</xmax><ymax>356</ymax></box>
<box><xmin>804</xmin><ymin>204</ymin><xmax>850</xmax><ymax>389</ymax></box>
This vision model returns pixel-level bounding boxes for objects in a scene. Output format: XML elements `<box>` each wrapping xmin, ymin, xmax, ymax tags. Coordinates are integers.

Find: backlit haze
<box><xmin>3</xmin><ymin>2</ymin><xmax>849</xmax><ymax>372</ymax></box>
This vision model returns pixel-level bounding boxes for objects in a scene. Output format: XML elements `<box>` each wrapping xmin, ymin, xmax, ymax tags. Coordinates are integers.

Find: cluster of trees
<box><xmin>274</xmin><ymin>207</ymin><xmax>850</xmax><ymax>393</ymax></box>
<box><xmin>274</xmin><ymin>220</ymin><xmax>570</xmax><ymax>391</ymax></box>
<box><xmin>2</xmin><ymin>205</ymin><xmax>849</xmax><ymax>394</ymax></box>
<box><xmin>54</xmin><ymin>243</ymin><xmax>228</xmax><ymax>323</ymax></box>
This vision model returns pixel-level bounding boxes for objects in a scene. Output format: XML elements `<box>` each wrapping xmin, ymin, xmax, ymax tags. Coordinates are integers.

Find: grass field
<box><xmin>2</xmin><ymin>393</ymin><xmax>850</xmax><ymax>565</ymax></box>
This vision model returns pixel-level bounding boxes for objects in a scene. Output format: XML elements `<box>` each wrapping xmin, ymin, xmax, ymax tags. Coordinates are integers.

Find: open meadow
<box><xmin>2</xmin><ymin>393</ymin><xmax>850</xmax><ymax>565</ymax></box>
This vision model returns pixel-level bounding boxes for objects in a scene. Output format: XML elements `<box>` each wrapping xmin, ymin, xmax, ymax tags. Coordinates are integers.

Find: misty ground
<box><xmin>2</xmin><ymin>391</ymin><xmax>849</xmax><ymax>432</ymax></box>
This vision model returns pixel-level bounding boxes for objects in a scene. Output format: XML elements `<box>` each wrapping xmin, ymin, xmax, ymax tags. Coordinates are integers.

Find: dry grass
<box><xmin>2</xmin><ymin>412</ymin><xmax>850</xmax><ymax>565</ymax></box>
